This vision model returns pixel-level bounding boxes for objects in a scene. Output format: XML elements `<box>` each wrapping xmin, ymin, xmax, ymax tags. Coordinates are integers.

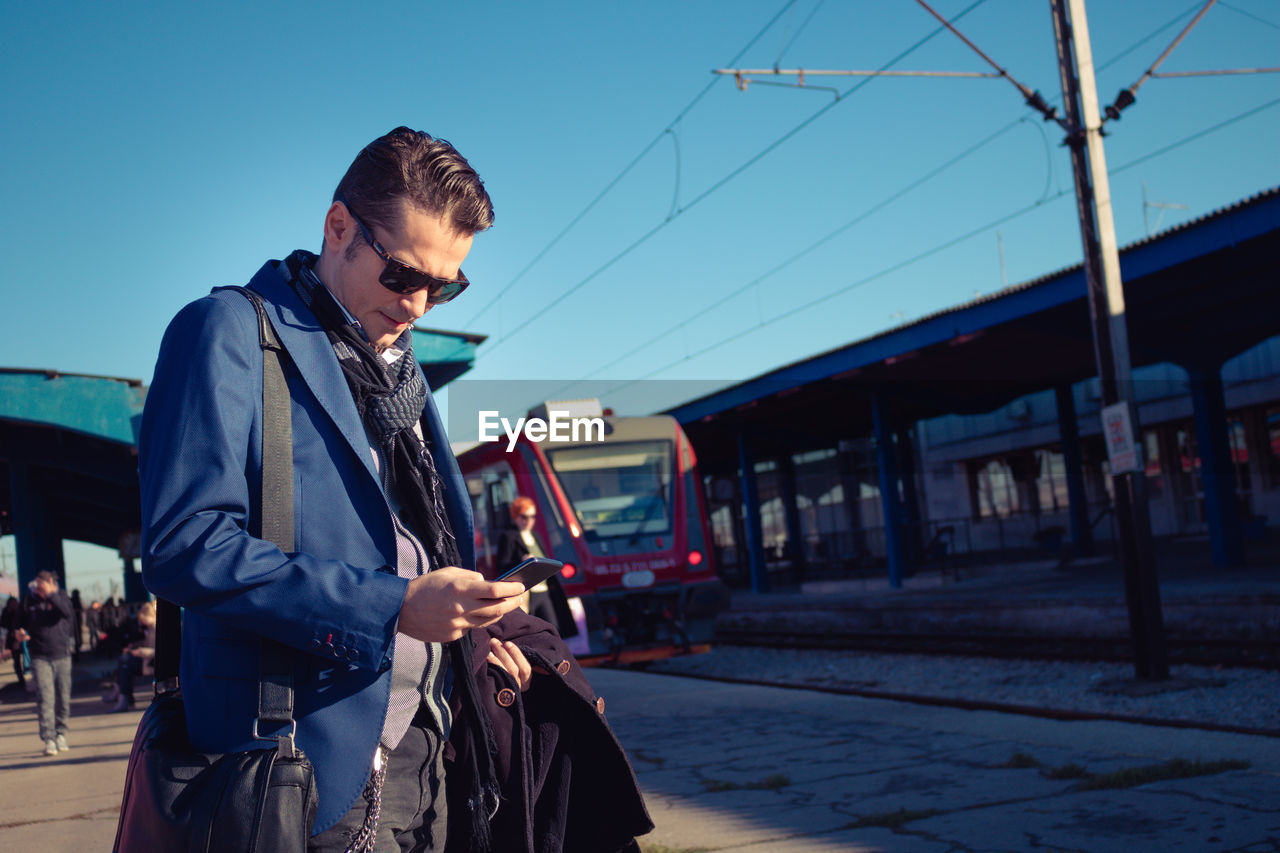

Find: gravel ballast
<box><xmin>647</xmin><ymin>645</ymin><xmax>1280</xmax><ymax>732</ymax></box>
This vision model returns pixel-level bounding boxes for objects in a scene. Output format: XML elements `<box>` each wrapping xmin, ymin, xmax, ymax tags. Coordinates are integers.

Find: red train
<box><xmin>457</xmin><ymin>408</ymin><xmax>730</xmax><ymax>665</ymax></box>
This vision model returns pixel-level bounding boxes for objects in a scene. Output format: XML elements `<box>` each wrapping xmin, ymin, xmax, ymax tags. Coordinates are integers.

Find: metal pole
<box><xmin>1051</xmin><ymin>0</ymin><xmax>1169</xmax><ymax>679</ymax></box>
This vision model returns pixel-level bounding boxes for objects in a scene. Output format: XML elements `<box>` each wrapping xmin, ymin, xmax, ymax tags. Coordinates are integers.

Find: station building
<box><xmin>667</xmin><ymin>187</ymin><xmax>1279</xmax><ymax>591</ymax></box>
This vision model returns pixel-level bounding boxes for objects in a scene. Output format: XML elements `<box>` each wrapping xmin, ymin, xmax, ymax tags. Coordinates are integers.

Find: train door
<box><xmin>470</xmin><ymin>460</ymin><xmax>518</xmax><ymax>575</ymax></box>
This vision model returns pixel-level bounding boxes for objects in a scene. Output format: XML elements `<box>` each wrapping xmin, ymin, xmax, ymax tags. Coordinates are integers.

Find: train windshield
<box><xmin>547</xmin><ymin>440</ymin><xmax>673</xmax><ymax>539</ymax></box>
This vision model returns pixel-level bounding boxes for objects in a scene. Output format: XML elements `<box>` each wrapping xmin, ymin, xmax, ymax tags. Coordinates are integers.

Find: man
<box><xmin>140</xmin><ymin>127</ymin><xmax>528</xmax><ymax>851</ymax></box>
<box><xmin>16</xmin><ymin>571</ymin><xmax>74</xmax><ymax>756</ymax></box>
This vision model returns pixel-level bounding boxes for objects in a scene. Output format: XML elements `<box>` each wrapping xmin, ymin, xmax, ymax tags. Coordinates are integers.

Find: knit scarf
<box><xmin>278</xmin><ymin>251</ymin><xmax>501</xmax><ymax>851</ymax></box>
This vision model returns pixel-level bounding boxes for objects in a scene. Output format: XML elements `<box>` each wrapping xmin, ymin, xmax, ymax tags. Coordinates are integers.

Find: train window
<box><xmin>483</xmin><ymin>464</ymin><xmax>518</xmax><ymax>530</ymax></box>
<box><xmin>546</xmin><ymin>440</ymin><xmax>674</xmax><ymax>539</ymax></box>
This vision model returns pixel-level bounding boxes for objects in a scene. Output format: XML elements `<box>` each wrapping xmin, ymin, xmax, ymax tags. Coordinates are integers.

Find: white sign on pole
<box><xmin>1101</xmin><ymin>402</ymin><xmax>1142</xmax><ymax>475</ymax></box>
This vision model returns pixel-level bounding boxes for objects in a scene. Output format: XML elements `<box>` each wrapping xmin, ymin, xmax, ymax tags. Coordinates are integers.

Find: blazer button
<box><xmin>595</xmin><ymin>696</ymin><xmax>605</xmax><ymax>714</ymax></box>
<box><xmin>496</xmin><ymin>688</ymin><xmax>516</xmax><ymax>708</ymax></box>
<box><xmin>556</xmin><ymin>660</ymin><xmax>571</xmax><ymax>675</ymax></box>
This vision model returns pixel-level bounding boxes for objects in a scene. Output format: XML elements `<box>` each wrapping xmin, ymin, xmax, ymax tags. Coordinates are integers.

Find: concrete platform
<box><xmin>593</xmin><ymin>667</ymin><xmax>1280</xmax><ymax>852</ymax></box>
<box><xmin>3</xmin><ymin>648</ymin><xmax>1279</xmax><ymax>851</ymax></box>
<box><xmin>0</xmin><ymin>655</ymin><xmax>139</xmax><ymax>849</ymax></box>
<box><xmin>722</xmin><ymin>538</ymin><xmax>1280</xmax><ymax>641</ymax></box>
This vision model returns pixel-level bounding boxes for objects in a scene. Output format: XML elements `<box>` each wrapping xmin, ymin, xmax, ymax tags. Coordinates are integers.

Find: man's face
<box><xmin>320</xmin><ymin>198</ymin><xmax>474</xmax><ymax>351</ymax></box>
<box><xmin>34</xmin><ymin>578</ymin><xmax>56</xmax><ymax>598</ymax></box>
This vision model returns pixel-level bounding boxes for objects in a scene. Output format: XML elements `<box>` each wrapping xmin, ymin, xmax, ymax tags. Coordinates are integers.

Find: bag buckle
<box><xmin>252</xmin><ymin>717</ymin><xmax>298</xmax><ymax>758</ymax></box>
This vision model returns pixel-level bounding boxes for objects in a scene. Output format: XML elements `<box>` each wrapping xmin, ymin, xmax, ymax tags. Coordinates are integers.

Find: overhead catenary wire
<box><xmin>774</xmin><ymin>0</ymin><xmax>828</xmax><ymax>67</ymax></box>
<box><xmin>457</xmin><ymin>0</ymin><xmax>802</xmax><ymax>330</ymax></box>
<box><xmin>1218</xmin><ymin>0</ymin><xmax>1280</xmax><ymax>30</ymax></box>
<box><xmin>475</xmin><ymin>0</ymin><xmax>992</xmax><ymax>360</ymax></box>
<box><xmin>1149</xmin><ymin>67</ymin><xmax>1280</xmax><ymax>77</ymax></box>
<box><xmin>554</xmin><ymin>117</ymin><xmax>1031</xmax><ymax>391</ymax></box>
<box><xmin>499</xmin><ymin>0</ymin><xmax>1208</xmax><ymax>391</ymax></box>
<box><xmin>580</xmin><ymin>95</ymin><xmax>1280</xmax><ymax>402</ymax></box>
<box><xmin>1098</xmin><ymin>0</ymin><xmax>1277</xmax><ymax>121</ymax></box>
<box><xmin>540</xmin><ymin>6</ymin><xmax>1210</xmax><ymax>393</ymax></box>
<box><xmin>449</xmin><ymin>1</ymin><xmax>1206</xmax><ymax>375</ymax></box>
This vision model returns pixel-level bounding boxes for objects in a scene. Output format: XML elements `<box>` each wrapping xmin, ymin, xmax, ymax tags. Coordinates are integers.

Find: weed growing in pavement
<box><xmin>1042</xmin><ymin>762</ymin><xmax>1091</xmax><ymax>780</ymax></box>
<box><xmin>849</xmin><ymin>807</ymin><xmax>944</xmax><ymax>829</ymax></box>
<box><xmin>1080</xmin><ymin>758</ymin><xmax>1251</xmax><ymax>790</ymax></box>
<box><xmin>631</xmin><ymin>748</ymin><xmax>666</xmax><ymax>767</ymax></box>
<box><xmin>999</xmin><ymin>750</ymin><xmax>1043</xmax><ymax>769</ymax></box>
<box><xmin>701</xmin><ymin>773</ymin><xmax>792</xmax><ymax>792</ymax></box>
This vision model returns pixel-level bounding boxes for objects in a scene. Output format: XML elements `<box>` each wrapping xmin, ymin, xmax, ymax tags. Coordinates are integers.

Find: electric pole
<box><xmin>1050</xmin><ymin>0</ymin><xmax>1168</xmax><ymax>679</ymax></box>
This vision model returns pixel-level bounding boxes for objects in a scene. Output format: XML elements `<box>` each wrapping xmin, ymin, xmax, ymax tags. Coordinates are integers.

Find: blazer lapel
<box><xmin>246</xmin><ymin>263</ymin><xmax>380</xmax><ymax>487</ymax></box>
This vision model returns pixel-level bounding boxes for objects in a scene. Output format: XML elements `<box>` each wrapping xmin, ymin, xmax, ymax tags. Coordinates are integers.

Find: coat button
<box><xmin>595</xmin><ymin>696</ymin><xmax>605</xmax><ymax>714</ymax></box>
<box><xmin>334</xmin><ymin>645</ymin><xmax>347</xmax><ymax>658</ymax></box>
<box><xmin>324</xmin><ymin>642</ymin><xmax>336</xmax><ymax>656</ymax></box>
<box><xmin>556</xmin><ymin>660</ymin><xmax>571</xmax><ymax>675</ymax></box>
<box><xmin>496</xmin><ymin>688</ymin><xmax>516</xmax><ymax>708</ymax></box>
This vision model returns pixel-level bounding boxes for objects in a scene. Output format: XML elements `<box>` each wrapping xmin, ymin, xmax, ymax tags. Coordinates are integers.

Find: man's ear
<box><xmin>322</xmin><ymin>201</ymin><xmax>353</xmax><ymax>254</ymax></box>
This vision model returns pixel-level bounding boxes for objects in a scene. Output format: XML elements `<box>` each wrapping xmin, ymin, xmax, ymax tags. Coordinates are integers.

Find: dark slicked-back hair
<box><xmin>334</xmin><ymin>126</ymin><xmax>494</xmax><ymax>237</ymax></box>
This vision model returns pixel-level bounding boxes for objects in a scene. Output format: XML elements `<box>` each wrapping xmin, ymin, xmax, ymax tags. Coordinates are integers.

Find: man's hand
<box><xmin>397</xmin><ymin>567</ymin><xmax>526</xmax><ymax>644</ymax></box>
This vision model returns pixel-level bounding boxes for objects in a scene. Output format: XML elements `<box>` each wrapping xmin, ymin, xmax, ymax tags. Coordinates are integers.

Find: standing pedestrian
<box><xmin>70</xmin><ymin>589</ymin><xmax>85</xmax><ymax>660</ymax></box>
<box><xmin>1</xmin><ymin>596</ymin><xmax>26</xmax><ymax>689</ymax></box>
<box><xmin>17</xmin><ymin>571</ymin><xmax>74</xmax><ymax>756</ymax></box>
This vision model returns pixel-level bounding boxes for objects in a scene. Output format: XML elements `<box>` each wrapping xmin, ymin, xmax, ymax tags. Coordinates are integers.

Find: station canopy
<box><xmin>667</xmin><ymin>187</ymin><xmax>1280</xmax><ymax>472</ymax></box>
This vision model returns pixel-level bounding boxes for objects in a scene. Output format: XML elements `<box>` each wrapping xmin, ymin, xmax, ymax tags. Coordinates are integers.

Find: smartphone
<box><xmin>495</xmin><ymin>556</ymin><xmax>564</xmax><ymax>590</ymax></box>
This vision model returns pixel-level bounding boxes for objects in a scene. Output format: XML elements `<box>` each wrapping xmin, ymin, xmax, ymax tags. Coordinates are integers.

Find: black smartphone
<box><xmin>495</xmin><ymin>556</ymin><xmax>564</xmax><ymax>590</ymax></box>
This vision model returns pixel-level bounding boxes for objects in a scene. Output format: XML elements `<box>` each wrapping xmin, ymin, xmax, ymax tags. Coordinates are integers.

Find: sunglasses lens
<box><xmin>427</xmin><ymin>279</ymin><xmax>467</xmax><ymax>305</ymax></box>
<box><xmin>378</xmin><ymin>263</ymin><xmax>417</xmax><ymax>294</ymax></box>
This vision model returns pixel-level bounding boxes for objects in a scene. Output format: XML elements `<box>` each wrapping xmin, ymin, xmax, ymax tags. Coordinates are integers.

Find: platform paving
<box><xmin>0</xmin><ymin>656</ymin><xmax>137</xmax><ymax>849</ymax></box>
<box><xmin>591</xmin><ymin>667</ymin><xmax>1280</xmax><ymax>852</ymax></box>
<box><xmin>3</xmin><ymin>642</ymin><xmax>1279</xmax><ymax>850</ymax></box>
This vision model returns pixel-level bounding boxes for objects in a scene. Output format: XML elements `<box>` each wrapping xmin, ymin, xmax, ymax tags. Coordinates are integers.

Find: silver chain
<box><xmin>344</xmin><ymin>745</ymin><xmax>388</xmax><ymax>853</ymax></box>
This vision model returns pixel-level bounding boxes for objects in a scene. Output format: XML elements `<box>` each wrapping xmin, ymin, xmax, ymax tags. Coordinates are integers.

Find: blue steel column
<box><xmin>871</xmin><ymin>393</ymin><xmax>906</xmax><ymax>589</ymax></box>
<box><xmin>897</xmin><ymin>427</ymin><xmax>923</xmax><ymax>569</ymax></box>
<box><xmin>1187</xmin><ymin>362</ymin><xmax>1245</xmax><ymax>567</ymax></box>
<box><xmin>837</xmin><ymin>441</ymin><xmax>868</xmax><ymax>560</ymax></box>
<box><xmin>1055</xmin><ymin>384</ymin><xmax>1095</xmax><ymax>558</ymax></box>
<box><xmin>123</xmin><ymin>556</ymin><xmax>148</xmax><ymax>603</ymax></box>
<box><xmin>778</xmin><ymin>454</ymin><xmax>807</xmax><ymax>579</ymax></box>
<box><xmin>737</xmin><ymin>432</ymin><xmax>770</xmax><ymax>593</ymax></box>
<box><xmin>8</xmin><ymin>461</ymin><xmax>64</xmax><ymax>591</ymax></box>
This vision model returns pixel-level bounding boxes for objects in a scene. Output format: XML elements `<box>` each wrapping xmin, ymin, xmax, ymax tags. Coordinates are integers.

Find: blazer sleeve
<box><xmin>139</xmin><ymin>294</ymin><xmax>407</xmax><ymax>671</ymax></box>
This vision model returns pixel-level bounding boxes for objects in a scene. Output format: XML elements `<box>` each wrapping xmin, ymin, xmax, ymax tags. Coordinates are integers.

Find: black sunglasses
<box><xmin>340</xmin><ymin>200</ymin><xmax>470</xmax><ymax>304</ymax></box>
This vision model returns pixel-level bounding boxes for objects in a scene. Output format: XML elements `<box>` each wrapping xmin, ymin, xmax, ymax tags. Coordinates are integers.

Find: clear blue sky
<box><xmin>1</xmin><ymin>0</ymin><xmax>1277</xmax><ymax>590</ymax></box>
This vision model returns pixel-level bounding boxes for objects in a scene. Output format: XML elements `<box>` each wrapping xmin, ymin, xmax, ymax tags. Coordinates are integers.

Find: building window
<box><xmin>974</xmin><ymin>458</ymin><xmax>1020</xmax><ymax>518</ymax></box>
<box><xmin>1144</xmin><ymin>430</ymin><xmax>1164</xmax><ymax>500</ymax></box>
<box><xmin>1035</xmin><ymin>449</ymin><xmax>1070</xmax><ymax>512</ymax></box>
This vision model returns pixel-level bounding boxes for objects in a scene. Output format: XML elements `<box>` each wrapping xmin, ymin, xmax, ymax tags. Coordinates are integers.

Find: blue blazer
<box><xmin>139</xmin><ymin>261</ymin><xmax>475</xmax><ymax>834</ymax></box>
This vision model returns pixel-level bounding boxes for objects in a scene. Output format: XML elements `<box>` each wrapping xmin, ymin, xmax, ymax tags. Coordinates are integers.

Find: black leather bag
<box><xmin>114</xmin><ymin>688</ymin><xmax>318</xmax><ymax>851</ymax></box>
<box><xmin>113</xmin><ymin>287</ymin><xmax>319</xmax><ymax>852</ymax></box>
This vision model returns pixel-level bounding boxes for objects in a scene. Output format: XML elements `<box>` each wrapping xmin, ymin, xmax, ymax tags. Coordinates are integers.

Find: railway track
<box><xmin>715</xmin><ymin>627</ymin><xmax>1280</xmax><ymax>669</ymax></box>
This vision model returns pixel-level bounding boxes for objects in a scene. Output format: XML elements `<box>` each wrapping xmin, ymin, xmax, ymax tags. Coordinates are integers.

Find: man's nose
<box><xmin>400</xmin><ymin>289</ymin><xmax>432</xmax><ymax>321</ymax></box>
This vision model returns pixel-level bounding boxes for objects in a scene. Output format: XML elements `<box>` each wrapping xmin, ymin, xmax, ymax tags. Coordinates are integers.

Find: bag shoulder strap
<box><xmin>156</xmin><ymin>286</ymin><xmax>299</xmax><ymax>752</ymax></box>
